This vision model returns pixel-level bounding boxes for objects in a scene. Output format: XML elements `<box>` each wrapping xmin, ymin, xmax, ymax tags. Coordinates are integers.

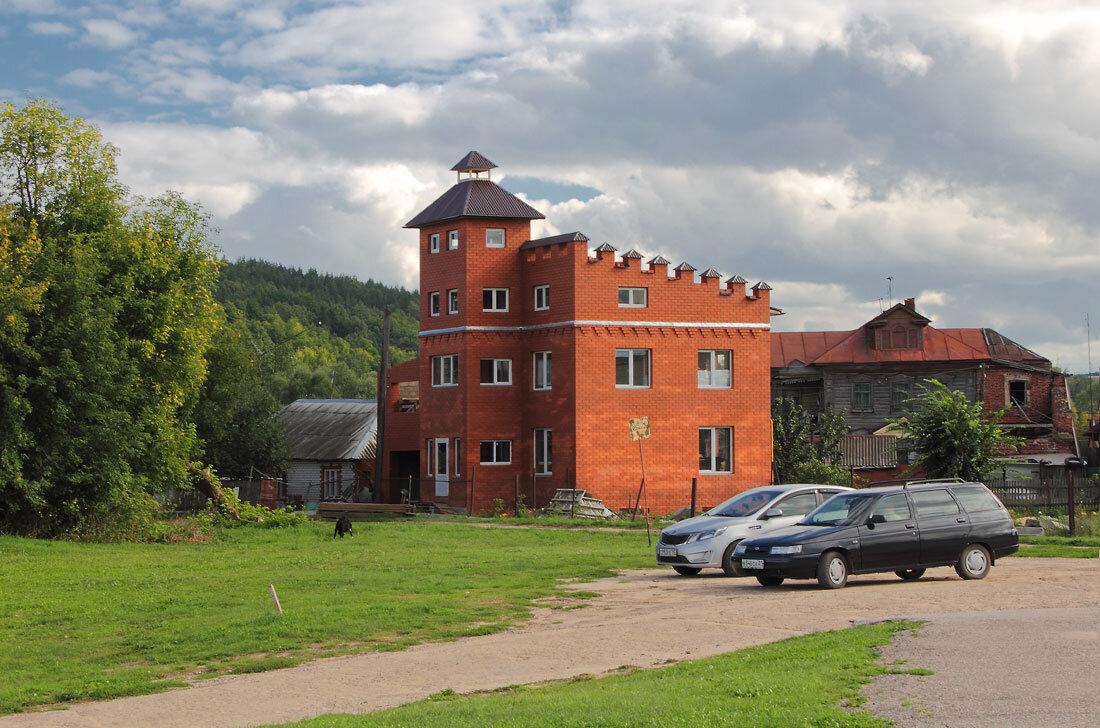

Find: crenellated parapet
<box><xmin>567</xmin><ymin>243</ymin><xmax>773</xmax><ymax>320</ymax></box>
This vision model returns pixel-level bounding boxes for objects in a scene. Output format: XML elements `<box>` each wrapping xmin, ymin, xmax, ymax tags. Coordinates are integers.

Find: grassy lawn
<box><xmin>1013</xmin><ymin>533</ymin><xmax>1100</xmax><ymax>558</ymax></box>
<box><xmin>266</xmin><ymin>621</ymin><xmax>920</xmax><ymax>728</ymax></box>
<box><xmin>0</xmin><ymin>520</ymin><xmax>653</xmax><ymax>714</ymax></box>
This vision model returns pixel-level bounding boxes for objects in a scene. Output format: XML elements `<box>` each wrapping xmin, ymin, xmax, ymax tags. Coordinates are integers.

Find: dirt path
<box><xmin>864</xmin><ymin>607</ymin><xmax>1100</xmax><ymax>727</ymax></box>
<box><xmin>2</xmin><ymin>558</ymin><xmax>1096</xmax><ymax>728</ymax></box>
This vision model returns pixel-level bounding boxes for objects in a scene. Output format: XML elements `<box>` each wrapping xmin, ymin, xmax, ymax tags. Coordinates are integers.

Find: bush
<box><xmin>204</xmin><ymin>487</ymin><xmax>311</xmax><ymax>529</ymax></box>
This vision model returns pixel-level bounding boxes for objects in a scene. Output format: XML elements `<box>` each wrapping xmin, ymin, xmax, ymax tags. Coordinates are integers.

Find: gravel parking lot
<box><xmin>2</xmin><ymin>557</ymin><xmax>1096</xmax><ymax>728</ymax></box>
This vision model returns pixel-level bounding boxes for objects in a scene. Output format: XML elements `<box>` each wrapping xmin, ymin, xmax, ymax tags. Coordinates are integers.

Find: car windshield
<box><xmin>708</xmin><ymin>489</ymin><xmax>785</xmax><ymax>517</ymax></box>
<box><xmin>801</xmin><ymin>492</ymin><xmax>876</xmax><ymax>526</ymax></box>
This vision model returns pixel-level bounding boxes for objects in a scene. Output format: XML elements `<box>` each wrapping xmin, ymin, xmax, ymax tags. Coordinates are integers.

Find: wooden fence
<box><xmin>986</xmin><ymin>476</ymin><xmax>1099</xmax><ymax>511</ymax></box>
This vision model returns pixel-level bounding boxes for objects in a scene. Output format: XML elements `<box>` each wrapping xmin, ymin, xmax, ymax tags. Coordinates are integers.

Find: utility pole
<box><xmin>373</xmin><ymin>309</ymin><xmax>391</xmax><ymax>504</ymax></box>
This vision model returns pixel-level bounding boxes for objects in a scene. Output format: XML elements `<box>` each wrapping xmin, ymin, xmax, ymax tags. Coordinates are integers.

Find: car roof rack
<box><xmin>869</xmin><ymin>477</ymin><xmax>967</xmax><ymax>490</ymax></box>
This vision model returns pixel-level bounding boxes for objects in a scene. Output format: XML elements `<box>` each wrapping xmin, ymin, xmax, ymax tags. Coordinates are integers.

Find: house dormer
<box><xmin>865</xmin><ymin>298</ymin><xmax>931</xmax><ymax>351</ymax></box>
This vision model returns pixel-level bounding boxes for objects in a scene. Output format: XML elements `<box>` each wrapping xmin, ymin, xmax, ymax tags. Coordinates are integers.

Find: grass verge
<box><xmin>0</xmin><ymin>520</ymin><xmax>653</xmax><ymax>714</ymax></box>
<box><xmin>265</xmin><ymin>621</ymin><xmax>921</xmax><ymax>728</ymax></box>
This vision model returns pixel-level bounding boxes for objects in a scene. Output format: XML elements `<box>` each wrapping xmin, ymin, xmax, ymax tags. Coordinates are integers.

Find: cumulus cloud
<box><xmin>82</xmin><ymin>18</ymin><xmax>138</xmax><ymax>48</ymax></box>
<box><xmin>5</xmin><ymin>0</ymin><xmax>1094</xmax><ymax>369</ymax></box>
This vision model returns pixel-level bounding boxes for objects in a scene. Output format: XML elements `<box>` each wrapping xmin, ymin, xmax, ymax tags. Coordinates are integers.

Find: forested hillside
<box><xmin>216</xmin><ymin>258</ymin><xmax>419</xmax><ymax>403</ymax></box>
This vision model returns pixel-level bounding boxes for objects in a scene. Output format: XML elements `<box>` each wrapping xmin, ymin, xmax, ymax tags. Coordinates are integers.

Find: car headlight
<box><xmin>733</xmin><ymin>542</ymin><xmax>747</xmax><ymax>555</ymax></box>
<box><xmin>685</xmin><ymin>527</ymin><xmax>726</xmax><ymax>544</ymax></box>
<box><xmin>770</xmin><ymin>545</ymin><xmax>802</xmax><ymax>555</ymax></box>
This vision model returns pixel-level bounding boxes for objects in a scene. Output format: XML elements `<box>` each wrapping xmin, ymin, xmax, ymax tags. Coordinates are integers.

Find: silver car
<box><xmin>656</xmin><ymin>484</ymin><xmax>854</xmax><ymax>576</ymax></box>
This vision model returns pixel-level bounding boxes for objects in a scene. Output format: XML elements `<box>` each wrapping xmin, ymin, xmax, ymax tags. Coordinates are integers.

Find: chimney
<box><xmin>904</xmin><ymin>297</ymin><xmax>915</xmax><ymax>310</ymax></box>
<box><xmin>594</xmin><ymin>242</ymin><xmax>616</xmax><ymax>262</ymax></box>
<box><xmin>752</xmin><ymin>281</ymin><xmax>773</xmax><ymax>306</ymax></box>
<box><xmin>726</xmin><ymin>275</ymin><xmax>747</xmax><ymax>297</ymax></box>
<box><xmin>647</xmin><ymin>255</ymin><xmax>670</xmax><ymax>276</ymax></box>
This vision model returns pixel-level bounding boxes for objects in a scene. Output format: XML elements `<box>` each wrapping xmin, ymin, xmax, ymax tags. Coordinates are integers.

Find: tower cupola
<box><xmin>451</xmin><ymin>151</ymin><xmax>498</xmax><ymax>181</ymax></box>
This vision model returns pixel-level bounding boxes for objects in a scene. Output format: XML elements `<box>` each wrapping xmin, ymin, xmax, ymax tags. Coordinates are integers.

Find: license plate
<box><xmin>658</xmin><ymin>547</ymin><xmax>677</xmax><ymax>558</ymax></box>
<box><xmin>741</xmin><ymin>559</ymin><xmax>764</xmax><ymax>570</ymax></box>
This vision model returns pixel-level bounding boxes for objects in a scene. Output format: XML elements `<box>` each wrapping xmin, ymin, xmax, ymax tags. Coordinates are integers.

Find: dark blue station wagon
<box><xmin>735</xmin><ymin>480</ymin><xmax>1019</xmax><ymax>589</ymax></box>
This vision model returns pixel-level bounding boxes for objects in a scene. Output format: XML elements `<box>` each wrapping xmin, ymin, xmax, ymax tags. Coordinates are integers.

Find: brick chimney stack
<box><xmin>904</xmin><ymin>297</ymin><xmax>915</xmax><ymax>310</ymax></box>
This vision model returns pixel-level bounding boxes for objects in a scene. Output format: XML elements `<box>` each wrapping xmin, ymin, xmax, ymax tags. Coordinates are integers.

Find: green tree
<box><xmin>889</xmin><ymin>379</ymin><xmax>1020</xmax><ymax>482</ymax></box>
<box><xmin>192</xmin><ymin>314</ymin><xmax>288</xmax><ymax>479</ymax></box>
<box><xmin>0</xmin><ymin>100</ymin><xmax>222</xmax><ymax>537</ymax></box>
<box><xmin>771</xmin><ymin>398</ymin><xmax>851</xmax><ymax>486</ymax></box>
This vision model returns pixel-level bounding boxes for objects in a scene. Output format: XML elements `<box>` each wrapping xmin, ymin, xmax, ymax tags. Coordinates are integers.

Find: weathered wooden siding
<box><xmin>286</xmin><ymin>461</ymin><xmax>356</xmax><ymax>502</ymax></box>
<box><xmin>822</xmin><ymin>367</ymin><xmax>979</xmax><ymax>433</ymax></box>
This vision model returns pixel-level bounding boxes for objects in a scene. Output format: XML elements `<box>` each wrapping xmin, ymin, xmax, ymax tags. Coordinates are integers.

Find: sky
<box><xmin>2</xmin><ymin>0</ymin><xmax>1099</xmax><ymax>372</ymax></box>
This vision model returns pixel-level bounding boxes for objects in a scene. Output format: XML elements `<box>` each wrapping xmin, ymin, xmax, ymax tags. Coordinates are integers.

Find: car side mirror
<box><xmin>867</xmin><ymin>514</ymin><xmax>886</xmax><ymax>526</ymax></box>
<box><xmin>761</xmin><ymin>507</ymin><xmax>783</xmax><ymax>520</ymax></box>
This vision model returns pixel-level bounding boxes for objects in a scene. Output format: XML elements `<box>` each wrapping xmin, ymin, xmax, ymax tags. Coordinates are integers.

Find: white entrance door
<box><xmin>435</xmin><ymin>438</ymin><xmax>449</xmax><ymax>497</ymax></box>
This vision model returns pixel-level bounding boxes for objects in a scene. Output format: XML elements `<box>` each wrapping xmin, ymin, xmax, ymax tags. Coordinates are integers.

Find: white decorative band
<box><xmin>419</xmin><ymin>320</ymin><xmax>771</xmax><ymax>337</ymax></box>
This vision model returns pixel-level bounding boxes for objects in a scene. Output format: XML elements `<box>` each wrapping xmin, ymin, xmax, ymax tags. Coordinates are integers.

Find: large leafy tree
<box><xmin>192</xmin><ymin>312</ymin><xmax>288</xmax><ymax>479</ymax></box>
<box><xmin>0</xmin><ymin>100</ymin><xmax>222</xmax><ymax>536</ymax></box>
<box><xmin>890</xmin><ymin>379</ymin><xmax>1020</xmax><ymax>481</ymax></box>
<box><xmin>772</xmin><ymin>398</ymin><xmax>851</xmax><ymax>486</ymax></box>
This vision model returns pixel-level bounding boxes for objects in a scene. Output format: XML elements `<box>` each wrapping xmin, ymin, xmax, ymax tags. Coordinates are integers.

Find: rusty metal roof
<box><xmin>451</xmin><ymin>151</ymin><xmax>497</xmax><ymax>172</ymax></box>
<box><xmin>279</xmin><ymin>399</ymin><xmax>377</xmax><ymax>461</ymax></box>
<box><xmin>405</xmin><ymin>180</ymin><xmax>545</xmax><ymax>227</ymax></box>
<box><xmin>773</xmin><ymin>326</ymin><xmax>1051</xmax><ymax>368</ymax></box>
<box><xmin>519</xmin><ymin>231</ymin><xmax>588</xmax><ymax>250</ymax></box>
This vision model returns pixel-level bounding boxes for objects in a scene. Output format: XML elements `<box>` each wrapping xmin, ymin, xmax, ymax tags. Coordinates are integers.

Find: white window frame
<box><xmin>697</xmin><ymin>349</ymin><xmax>732</xmax><ymax>389</ymax></box>
<box><xmin>431</xmin><ymin>354</ymin><xmax>458</xmax><ymax>387</ymax></box>
<box><xmin>447</xmin><ymin>288</ymin><xmax>458</xmax><ymax>314</ymax></box>
<box><xmin>429</xmin><ymin>233</ymin><xmax>440</xmax><ymax>254</ymax></box>
<box><xmin>533</xmin><ymin>351</ymin><xmax>551</xmax><ymax>391</ymax></box>
<box><xmin>699</xmin><ymin>426</ymin><xmax>733</xmax><ymax>474</ymax></box>
<box><xmin>429</xmin><ymin>291</ymin><xmax>440</xmax><ymax>317</ymax></box>
<box><xmin>618</xmin><ymin>287</ymin><xmax>647</xmax><ymax>307</ymax></box>
<box><xmin>426</xmin><ymin>438</ymin><xmax>434</xmax><ymax>476</ymax></box>
<box><xmin>479</xmin><ymin>358</ymin><xmax>512</xmax><ymax>385</ymax></box>
<box><xmin>485</xmin><ymin>228</ymin><xmax>505</xmax><ymax>248</ymax></box>
<box><xmin>534</xmin><ymin>429</ymin><xmax>552</xmax><ymax>475</ymax></box>
<box><xmin>533</xmin><ymin>284</ymin><xmax>549</xmax><ymax>311</ymax></box>
<box><xmin>482</xmin><ymin>288</ymin><xmax>509</xmax><ymax>312</ymax></box>
<box><xmin>479</xmin><ymin>440</ymin><xmax>512</xmax><ymax>465</ymax></box>
<box><xmin>448</xmin><ymin>229</ymin><xmax>459</xmax><ymax>250</ymax></box>
<box><xmin>435</xmin><ymin>438</ymin><xmax>449</xmax><ymax>477</ymax></box>
<box><xmin>615</xmin><ymin>348</ymin><xmax>651</xmax><ymax>388</ymax></box>
<box><xmin>454</xmin><ymin>438</ymin><xmax>461</xmax><ymax>477</ymax></box>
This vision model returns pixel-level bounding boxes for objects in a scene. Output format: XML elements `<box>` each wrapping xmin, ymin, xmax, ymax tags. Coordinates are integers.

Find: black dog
<box><xmin>333</xmin><ymin>515</ymin><xmax>353</xmax><ymax>539</ymax></box>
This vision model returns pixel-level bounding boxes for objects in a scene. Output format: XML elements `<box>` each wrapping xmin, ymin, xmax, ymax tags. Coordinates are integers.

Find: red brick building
<box><xmin>379</xmin><ymin>152</ymin><xmax>775</xmax><ymax>513</ymax></box>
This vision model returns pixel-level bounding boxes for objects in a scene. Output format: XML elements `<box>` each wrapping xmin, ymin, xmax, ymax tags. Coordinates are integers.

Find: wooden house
<box><xmin>279</xmin><ymin>399</ymin><xmax>378</xmax><ymax>510</ymax></box>
<box><xmin>772</xmin><ymin>299</ymin><xmax>1078</xmax><ymax>479</ymax></box>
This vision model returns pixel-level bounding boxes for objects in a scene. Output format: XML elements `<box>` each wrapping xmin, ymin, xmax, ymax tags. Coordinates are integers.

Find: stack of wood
<box><xmin>543</xmin><ymin>489</ymin><xmax>617</xmax><ymax>519</ymax></box>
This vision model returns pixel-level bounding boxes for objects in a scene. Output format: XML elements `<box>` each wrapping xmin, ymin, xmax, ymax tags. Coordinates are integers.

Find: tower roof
<box><xmin>451</xmin><ymin>151</ymin><xmax>497</xmax><ymax>172</ymax></box>
<box><xmin>405</xmin><ymin>179</ymin><xmax>545</xmax><ymax>227</ymax></box>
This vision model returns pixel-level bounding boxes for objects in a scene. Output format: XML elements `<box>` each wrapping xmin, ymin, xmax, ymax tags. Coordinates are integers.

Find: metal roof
<box><xmin>451</xmin><ymin>151</ymin><xmax>497</xmax><ymax>172</ymax></box>
<box><xmin>405</xmin><ymin>180</ymin><xmax>545</xmax><ymax>227</ymax></box>
<box><xmin>595</xmin><ymin>242</ymin><xmax>617</xmax><ymax>253</ymax></box>
<box><xmin>674</xmin><ymin>262</ymin><xmax>696</xmax><ymax>272</ymax></box>
<box><xmin>621</xmin><ymin>248</ymin><xmax>644</xmax><ymax>259</ymax></box>
<box><xmin>727</xmin><ymin>275</ymin><xmax>747</xmax><ymax>284</ymax></box>
<box><xmin>753</xmin><ymin>281</ymin><xmax>773</xmax><ymax>290</ymax></box>
<box><xmin>701</xmin><ymin>268</ymin><xmax>721</xmax><ymax>278</ymax></box>
<box><xmin>279</xmin><ymin>399</ymin><xmax>378</xmax><ymax>461</ymax></box>
<box><xmin>519</xmin><ymin>231</ymin><xmax>588</xmax><ymax>250</ymax></box>
<box><xmin>648</xmin><ymin>255</ymin><xmax>670</xmax><ymax>265</ymax></box>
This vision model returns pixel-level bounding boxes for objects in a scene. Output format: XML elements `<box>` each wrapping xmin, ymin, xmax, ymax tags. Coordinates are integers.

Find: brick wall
<box><xmin>401</xmin><ymin>193</ymin><xmax>775</xmax><ymax>514</ymax></box>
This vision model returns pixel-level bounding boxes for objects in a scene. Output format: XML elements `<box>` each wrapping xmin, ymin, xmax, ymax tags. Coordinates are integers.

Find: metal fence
<box><xmin>986</xmin><ymin>476</ymin><xmax>1100</xmax><ymax>512</ymax></box>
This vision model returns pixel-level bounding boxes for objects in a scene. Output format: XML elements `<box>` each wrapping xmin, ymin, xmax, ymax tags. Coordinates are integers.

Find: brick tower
<box><xmin>397</xmin><ymin>152</ymin><xmax>774</xmax><ymax>513</ymax></box>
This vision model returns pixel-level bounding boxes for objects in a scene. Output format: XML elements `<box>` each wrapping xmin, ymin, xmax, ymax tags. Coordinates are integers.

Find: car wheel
<box><xmin>720</xmin><ymin>540</ymin><xmax>745</xmax><ymax>577</ymax></box>
<box><xmin>755</xmin><ymin>575</ymin><xmax>784</xmax><ymax>586</ymax></box>
<box><xmin>816</xmin><ymin>551</ymin><xmax>849</xmax><ymax>589</ymax></box>
<box><xmin>894</xmin><ymin>569</ymin><xmax>926</xmax><ymax>581</ymax></box>
<box><xmin>672</xmin><ymin>565</ymin><xmax>702</xmax><ymax>576</ymax></box>
<box><xmin>955</xmin><ymin>544</ymin><xmax>991</xmax><ymax>580</ymax></box>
